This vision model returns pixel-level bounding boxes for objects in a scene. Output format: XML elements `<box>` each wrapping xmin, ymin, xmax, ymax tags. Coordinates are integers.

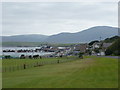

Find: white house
<box><xmin>92</xmin><ymin>42</ymin><xmax>101</xmax><ymax>49</ymax></box>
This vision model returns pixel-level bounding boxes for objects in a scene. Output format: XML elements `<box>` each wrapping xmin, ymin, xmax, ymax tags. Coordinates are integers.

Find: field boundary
<box><xmin>1</xmin><ymin>57</ymin><xmax>79</xmax><ymax>73</ymax></box>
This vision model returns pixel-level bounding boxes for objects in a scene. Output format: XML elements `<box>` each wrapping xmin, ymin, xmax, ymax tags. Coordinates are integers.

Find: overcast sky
<box><xmin>2</xmin><ymin>1</ymin><xmax>118</xmax><ymax>36</ymax></box>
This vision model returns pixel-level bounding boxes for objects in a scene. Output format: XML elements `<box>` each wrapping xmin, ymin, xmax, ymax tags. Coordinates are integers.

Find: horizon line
<box><xmin>2</xmin><ymin>25</ymin><xmax>118</xmax><ymax>37</ymax></box>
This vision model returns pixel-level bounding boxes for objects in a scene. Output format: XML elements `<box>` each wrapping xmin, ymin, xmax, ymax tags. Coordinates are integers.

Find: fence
<box><xmin>1</xmin><ymin>57</ymin><xmax>79</xmax><ymax>73</ymax></box>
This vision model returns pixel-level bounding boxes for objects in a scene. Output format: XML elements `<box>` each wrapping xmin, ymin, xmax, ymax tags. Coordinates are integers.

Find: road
<box><xmin>97</xmin><ymin>56</ymin><xmax>119</xmax><ymax>59</ymax></box>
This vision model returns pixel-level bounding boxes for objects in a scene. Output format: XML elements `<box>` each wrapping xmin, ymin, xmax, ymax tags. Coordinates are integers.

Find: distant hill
<box><xmin>45</xmin><ymin>26</ymin><xmax>118</xmax><ymax>43</ymax></box>
<box><xmin>2</xmin><ymin>26</ymin><xmax>118</xmax><ymax>44</ymax></box>
<box><xmin>2</xmin><ymin>34</ymin><xmax>48</xmax><ymax>42</ymax></box>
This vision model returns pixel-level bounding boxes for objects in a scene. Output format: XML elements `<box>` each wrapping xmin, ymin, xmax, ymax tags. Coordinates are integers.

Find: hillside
<box><xmin>46</xmin><ymin>26</ymin><xmax>118</xmax><ymax>43</ymax></box>
<box><xmin>2</xmin><ymin>56</ymin><xmax>118</xmax><ymax>88</ymax></box>
<box><xmin>2</xmin><ymin>34</ymin><xmax>48</xmax><ymax>42</ymax></box>
<box><xmin>2</xmin><ymin>26</ymin><xmax>118</xmax><ymax>44</ymax></box>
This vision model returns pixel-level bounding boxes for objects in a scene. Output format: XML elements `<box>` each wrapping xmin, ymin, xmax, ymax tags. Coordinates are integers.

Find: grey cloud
<box><xmin>2</xmin><ymin>2</ymin><xmax>117</xmax><ymax>36</ymax></box>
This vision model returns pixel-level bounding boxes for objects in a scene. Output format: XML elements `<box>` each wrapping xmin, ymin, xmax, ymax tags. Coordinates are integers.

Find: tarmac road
<box><xmin>97</xmin><ymin>56</ymin><xmax>119</xmax><ymax>59</ymax></box>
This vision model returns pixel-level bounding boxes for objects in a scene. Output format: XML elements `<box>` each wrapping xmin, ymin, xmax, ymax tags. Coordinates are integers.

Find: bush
<box><xmin>78</xmin><ymin>52</ymin><xmax>84</xmax><ymax>58</ymax></box>
<box><xmin>94</xmin><ymin>48</ymin><xmax>100</xmax><ymax>53</ymax></box>
<box><xmin>105</xmin><ymin>48</ymin><xmax>113</xmax><ymax>55</ymax></box>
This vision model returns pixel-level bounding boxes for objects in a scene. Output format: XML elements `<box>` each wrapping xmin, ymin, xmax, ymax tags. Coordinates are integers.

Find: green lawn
<box><xmin>2</xmin><ymin>56</ymin><xmax>118</xmax><ymax>88</ymax></box>
<box><xmin>0</xmin><ymin>60</ymin><xmax>2</xmax><ymax>89</ymax></box>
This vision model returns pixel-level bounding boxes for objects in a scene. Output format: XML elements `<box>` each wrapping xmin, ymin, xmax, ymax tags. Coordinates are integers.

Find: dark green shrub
<box><xmin>78</xmin><ymin>52</ymin><xmax>84</xmax><ymax>58</ymax></box>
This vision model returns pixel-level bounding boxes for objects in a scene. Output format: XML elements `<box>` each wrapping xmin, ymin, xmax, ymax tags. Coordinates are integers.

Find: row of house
<box><xmin>41</xmin><ymin>42</ymin><xmax>113</xmax><ymax>56</ymax></box>
<box><xmin>2</xmin><ymin>42</ymin><xmax>113</xmax><ymax>58</ymax></box>
<box><xmin>72</xmin><ymin>42</ymin><xmax>113</xmax><ymax>56</ymax></box>
<box><xmin>92</xmin><ymin>42</ymin><xmax>112</xmax><ymax>55</ymax></box>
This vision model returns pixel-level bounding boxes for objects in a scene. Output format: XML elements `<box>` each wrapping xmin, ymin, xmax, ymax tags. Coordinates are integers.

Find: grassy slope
<box><xmin>0</xmin><ymin>60</ymin><xmax>2</xmax><ymax>89</ymax></box>
<box><xmin>2</xmin><ymin>56</ymin><xmax>118</xmax><ymax>88</ymax></box>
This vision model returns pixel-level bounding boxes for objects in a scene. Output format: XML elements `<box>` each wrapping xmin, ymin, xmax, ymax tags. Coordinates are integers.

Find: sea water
<box><xmin>1</xmin><ymin>47</ymin><xmax>54</xmax><ymax>57</ymax></box>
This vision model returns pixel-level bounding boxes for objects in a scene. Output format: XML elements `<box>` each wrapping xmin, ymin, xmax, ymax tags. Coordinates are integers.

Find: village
<box><xmin>2</xmin><ymin>40</ymin><xmax>113</xmax><ymax>59</ymax></box>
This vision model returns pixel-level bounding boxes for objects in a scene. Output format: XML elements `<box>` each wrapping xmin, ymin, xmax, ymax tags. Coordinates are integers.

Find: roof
<box><xmin>103</xmin><ymin>43</ymin><xmax>112</xmax><ymax>48</ymax></box>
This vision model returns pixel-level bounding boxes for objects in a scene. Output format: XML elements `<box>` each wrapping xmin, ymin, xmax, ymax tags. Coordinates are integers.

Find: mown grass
<box><xmin>0</xmin><ymin>60</ymin><xmax>2</xmax><ymax>89</ymax></box>
<box><xmin>2</xmin><ymin>56</ymin><xmax>118</xmax><ymax>88</ymax></box>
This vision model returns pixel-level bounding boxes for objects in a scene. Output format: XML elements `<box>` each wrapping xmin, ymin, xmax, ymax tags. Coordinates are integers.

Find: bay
<box><xmin>1</xmin><ymin>47</ymin><xmax>55</xmax><ymax>57</ymax></box>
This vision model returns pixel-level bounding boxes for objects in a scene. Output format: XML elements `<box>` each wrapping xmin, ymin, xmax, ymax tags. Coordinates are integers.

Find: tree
<box><xmin>88</xmin><ymin>40</ymin><xmax>99</xmax><ymax>46</ymax></box>
<box><xmin>105</xmin><ymin>37</ymin><xmax>120</xmax><ymax>55</ymax></box>
<box><xmin>105</xmin><ymin>48</ymin><xmax>113</xmax><ymax>55</ymax></box>
<box><xmin>94</xmin><ymin>48</ymin><xmax>99</xmax><ymax>53</ymax></box>
<box><xmin>86</xmin><ymin>49</ymin><xmax>91</xmax><ymax>55</ymax></box>
<box><xmin>78</xmin><ymin>52</ymin><xmax>84</xmax><ymax>59</ymax></box>
<box><xmin>104</xmin><ymin>36</ymin><xmax>119</xmax><ymax>43</ymax></box>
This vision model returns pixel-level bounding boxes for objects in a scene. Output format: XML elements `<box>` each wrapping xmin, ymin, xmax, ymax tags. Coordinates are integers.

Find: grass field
<box><xmin>2</xmin><ymin>56</ymin><xmax>118</xmax><ymax>88</ymax></box>
<box><xmin>0</xmin><ymin>60</ymin><xmax>2</xmax><ymax>89</ymax></box>
<box><xmin>2</xmin><ymin>57</ymin><xmax>72</xmax><ymax>68</ymax></box>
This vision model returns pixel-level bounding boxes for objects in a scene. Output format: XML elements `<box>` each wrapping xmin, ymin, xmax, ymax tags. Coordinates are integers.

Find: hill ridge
<box><xmin>2</xmin><ymin>26</ymin><xmax>118</xmax><ymax>43</ymax></box>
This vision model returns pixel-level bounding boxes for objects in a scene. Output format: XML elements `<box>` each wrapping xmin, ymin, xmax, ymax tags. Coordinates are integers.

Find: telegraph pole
<box><xmin>99</xmin><ymin>36</ymin><xmax>101</xmax><ymax>42</ymax></box>
<box><xmin>99</xmin><ymin>36</ymin><xmax>103</xmax><ymax>56</ymax></box>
